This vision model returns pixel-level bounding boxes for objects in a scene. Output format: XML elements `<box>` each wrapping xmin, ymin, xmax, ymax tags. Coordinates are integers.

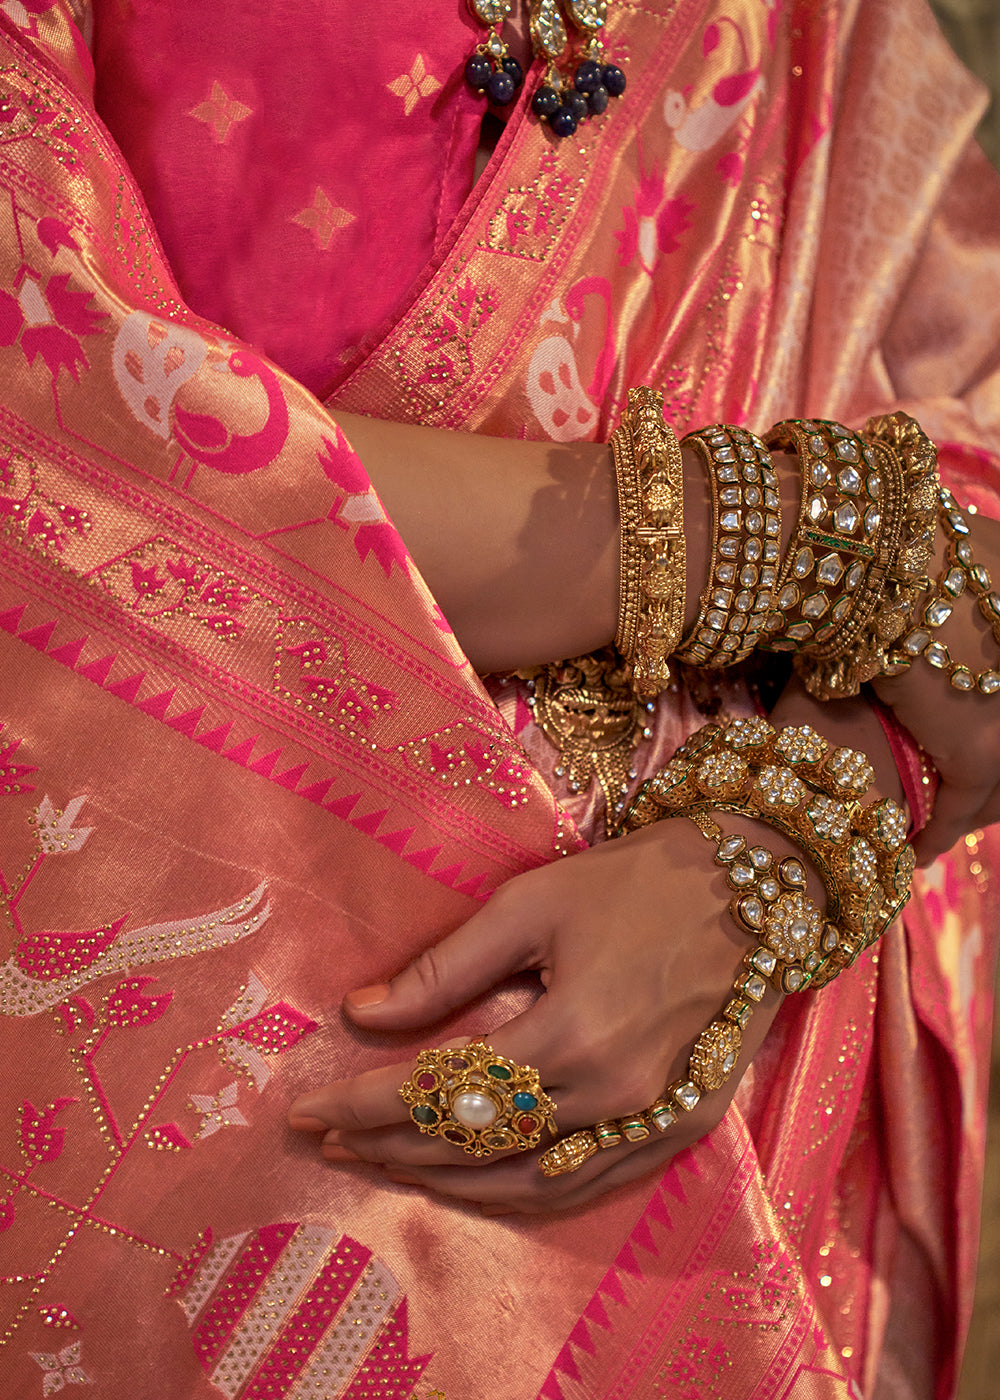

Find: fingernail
<box><xmin>386</xmin><ymin>1170</ymin><xmax>421</xmax><ymax>1187</ymax></box>
<box><xmin>288</xmin><ymin>1114</ymin><xmax>329</xmax><ymax>1132</ymax></box>
<box><xmin>321</xmin><ymin>1144</ymin><xmax>361</xmax><ymax>1163</ymax></box>
<box><xmin>345</xmin><ymin>983</ymin><xmax>389</xmax><ymax>1010</ymax></box>
<box><xmin>288</xmin><ymin>1095</ymin><xmax>331</xmax><ymax>1126</ymax></box>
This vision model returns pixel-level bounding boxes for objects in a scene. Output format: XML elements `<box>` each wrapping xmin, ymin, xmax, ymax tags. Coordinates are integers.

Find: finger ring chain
<box><xmin>399</xmin><ymin>1040</ymin><xmax>557</xmax><ymax>1158</ymax></box>
<box><xmin>540</xmin><ymin>716</ymin><xmax>915</xmax><ymax>1178</ymax></box>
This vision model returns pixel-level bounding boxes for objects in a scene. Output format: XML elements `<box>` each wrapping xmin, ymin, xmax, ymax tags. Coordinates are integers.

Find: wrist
<box><xmin>769</xmin><ymin>677</ymin><xmax>904</xmax><ymax>810</ymax></box>
<box><xmin>618</xmin><ymin>714</ymin><xmax>914</xmax><ymax>991</ymax></box>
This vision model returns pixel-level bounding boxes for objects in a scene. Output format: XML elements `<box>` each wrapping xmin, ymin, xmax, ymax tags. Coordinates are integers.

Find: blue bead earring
<box><xmin>464</xmin><ymin>0</ymin><xmax>525</xmax><ymax>109</ymax></box>
<box><xmin>463</xmin><ymin>0</ymin><xmax>626</xmax><ymax>137</ymax></box>
<box><xmin>529</xmin><ymin>0</ymin><xmax>626</xmax><ymax>139</ymax></box>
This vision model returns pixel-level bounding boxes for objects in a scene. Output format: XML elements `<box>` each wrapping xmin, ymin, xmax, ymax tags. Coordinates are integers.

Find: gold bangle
<box><xmin>612</xmin><ymin>401</ymin><xmax>644</xmax><ymax>663</ymax></box>
<box><xmin>611</xmin><ymin>387</ymin><xmax>686</xmax><ymax>700</ymax></box>
<box><xmin>761</xmin><ymin>413</ymin><xmax>939</xmax><ymax>699</ymax></box>
<box><xmin>616</xmin><ymin>717</ymin><xmax>914</xmax><ymax>984</ymax></box>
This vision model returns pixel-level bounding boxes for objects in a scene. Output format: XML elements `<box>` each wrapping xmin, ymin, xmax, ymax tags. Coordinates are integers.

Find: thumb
<box><xmin>343</xmin><ymin>888</ymin><xmax>541</xmax><ymax>1030</ymax></box>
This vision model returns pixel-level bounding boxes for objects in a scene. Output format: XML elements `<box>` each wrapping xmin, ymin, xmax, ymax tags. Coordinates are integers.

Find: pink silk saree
<box><xmin>1</xmin><ymin>2</ymin><xmax>999</xmax><ymax>1398</ymax></box>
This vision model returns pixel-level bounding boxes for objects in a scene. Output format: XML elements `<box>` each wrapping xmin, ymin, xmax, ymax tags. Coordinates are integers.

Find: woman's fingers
<box><xmin>289</xmin><ymin>1059</ymin><xmax>417</xmax><ymax>1132</ymax></box>
<box><xmin>289</xmin><ymin>986</ymin><xmax>676</xmax><ymax>1150</ymax></box>
<box><xmin>316</xmin><ymin>1019</ymin><xmax>743</xmax><ymax>1197</ymax></box>
<box><xmin>376</xmin><ymin>1104</ymin><xmax>721</xmax><ymax>1213</ymax></box>
<box><xmin>291</xmin><ymin>862</ymin><xmax>595</xmax><ymax>1141</ymax></box>
<box><xmin>290</xmin><ymin>817</ymin><xmax>785</xmax><ymax>1206</ymax></box>
<box><xmin>290</xmin><ymin>1005</ymin><xmax>571</xmax><ymax>1158</ymax></box>
<box><xmin>321</xmin><ymin>1123</ymin><xmax>476</xmax><ymax>1167</ymax></box>
<box><xmin>289</xmin><ymin>880</ymin><xmax>555</xmax><ymax>1133</ymax></box>
<box><xmin>341</xmin><ymin>881</ymin><xmax>543</xmax><ymax>1031</ymax></box>
<box><xmin>288</xmin><ymin>1005</ymin><xmax>566</xmax><ymax>1144</ymax></box>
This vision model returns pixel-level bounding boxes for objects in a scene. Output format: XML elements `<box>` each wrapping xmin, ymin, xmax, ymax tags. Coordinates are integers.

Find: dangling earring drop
<box><xmin>463</xmin><ymin>0</ymin><xmax>626</xmax><ymax>136</ymax></box>
<box><xmin>464</xmin><ymin>0</ymin><xmax>525</xmax><ymax>109</ymax></box>
<box><xmin>529</xmin><ymin>0</ymin><xmax>626</xmax><ymax>138</ymax></box>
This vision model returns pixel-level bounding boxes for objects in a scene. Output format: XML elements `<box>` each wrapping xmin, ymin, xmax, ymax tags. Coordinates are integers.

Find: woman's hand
<box><xmin>872</xmin><ymin>510</ymin><xmax>1000</xmax><ymax>864</ymax></box>
<box><xmin>289</xmin><ymin>816</ymin><xmax>786</xmax><ymax>1214</ymax></box>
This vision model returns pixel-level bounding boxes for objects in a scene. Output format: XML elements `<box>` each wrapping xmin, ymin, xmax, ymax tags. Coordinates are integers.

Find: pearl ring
<box><xmin>398</xmin><ymin>1040</ymin><xmax>557</xmax><ymax>1157</ymax></box>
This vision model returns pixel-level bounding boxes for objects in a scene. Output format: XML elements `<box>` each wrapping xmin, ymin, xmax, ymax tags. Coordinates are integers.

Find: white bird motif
<box><xmin>1</xmin><ymin>883</ymin><xmax>270</xmax><ymax>1016</ymax></box>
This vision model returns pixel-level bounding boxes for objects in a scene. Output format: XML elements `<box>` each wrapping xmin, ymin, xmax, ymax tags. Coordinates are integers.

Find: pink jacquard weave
<box><xmin>1</xmin><ymin>2</ymin><xmax>999</xmax><ymax>1397</ymax></box>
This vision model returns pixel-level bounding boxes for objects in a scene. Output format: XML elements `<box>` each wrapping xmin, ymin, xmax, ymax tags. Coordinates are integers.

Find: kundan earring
<box><xmin>464</xmin><ymin>1</ymin><xmax>526</xmax><ymax>108</ymax></box>
<box><xmin>529</xmin><ymin>0</ymin><xmax>626</xmax><ymax>137</ymax></box>
<box><xmin>463</xmin><ymin>0</ymin><xmax>626</xmax><ymax>137</ymax></box>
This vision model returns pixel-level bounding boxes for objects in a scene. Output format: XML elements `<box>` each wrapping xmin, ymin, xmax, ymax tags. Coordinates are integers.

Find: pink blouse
<box><xmin>93</xmin><ymin>1</ymin><xmax>488</xmax><ymax>397</ymax></box>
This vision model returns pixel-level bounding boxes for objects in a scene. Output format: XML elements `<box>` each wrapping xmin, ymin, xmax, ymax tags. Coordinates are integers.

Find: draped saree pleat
<box><xmin>0</xmin><ymin>2</ymin><xmax>998</xmax><ymax>1397</ymax></box>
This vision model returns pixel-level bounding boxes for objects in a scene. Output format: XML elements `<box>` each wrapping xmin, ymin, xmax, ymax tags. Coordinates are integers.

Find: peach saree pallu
<box><xmin>1</xmin><ymin>1</ymin><xmax>999</xmax><ymax>1398</ymax></box>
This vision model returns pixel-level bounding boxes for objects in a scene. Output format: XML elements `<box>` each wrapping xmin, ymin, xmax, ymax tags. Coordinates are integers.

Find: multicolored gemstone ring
<box><xmin>398</xmin><ymin>1040</ymin><xmax>558</xmax><ymax>1157</ymax></box>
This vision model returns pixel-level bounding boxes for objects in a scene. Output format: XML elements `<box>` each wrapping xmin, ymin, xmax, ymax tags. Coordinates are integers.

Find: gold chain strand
<box><xmin>887</xmin><ymin>485</ymin><xmax>1000</xmax><ymax>694</ymax></box>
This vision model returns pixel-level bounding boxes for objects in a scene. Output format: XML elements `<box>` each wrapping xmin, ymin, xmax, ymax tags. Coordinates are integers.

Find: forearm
<box><xmin>331</xmin><ymin>410</ymin><xmax>716</xmax><ymax>673</ymax></box>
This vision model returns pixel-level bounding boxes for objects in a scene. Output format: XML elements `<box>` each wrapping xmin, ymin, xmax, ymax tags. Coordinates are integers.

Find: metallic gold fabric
<box><xmin>1</xmin><ymin>2</ymin><xmax>998</xmax><ymax>1397</ymax></box>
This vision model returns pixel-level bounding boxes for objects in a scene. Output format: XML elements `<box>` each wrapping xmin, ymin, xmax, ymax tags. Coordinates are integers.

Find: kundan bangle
<box><xmin>674</xmin><ymin>424</ymin><xmax>781</xmax><ymax>666</ymax></box>
<box><xmin>760</xmin><ymin>413</ymin><xmax>938</xmax><ymax>699</ymax></box>
<box><xmin>616</xmin><ymin>716</ymin><xmax>914</xmax><ymax>987</ymax></box>
<box><xmin>611</xmin><ymin>387</ymin><xmax>686</xmax><ymax>700</ymax></box>
<box><xmin>761</xmin><ymin>418</ymin><xmax>886</xmax><ymax>650</ymax></box>
<box><xmin>760</xmin><ymin>417</ymin><xmax>904</xmax><ymax>696</ymax></box>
